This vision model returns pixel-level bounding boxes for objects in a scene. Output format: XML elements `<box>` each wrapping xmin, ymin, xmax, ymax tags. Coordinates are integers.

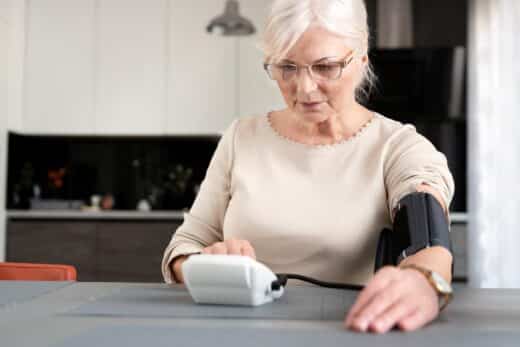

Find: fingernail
<box><xmin>356</xmin><ymin>319</ymin><xmax>368</xmax><ymax>332</ymax></box>
<box><xmin>372</xmin><ymin>320</ymin><xmax>385</xmax><ymax>333</ymax></box>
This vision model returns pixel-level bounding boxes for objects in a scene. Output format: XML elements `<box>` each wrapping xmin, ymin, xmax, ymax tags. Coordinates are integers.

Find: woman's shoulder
<box><xmin>373</xmin><ymin>113</ymin><xmax>440</xmax><ymax>161</ymax></box>
<box><xmin>223</xmin><ymin>114</ymin><xmax>268</xmax><ymax>140</ymax></box>
<box><xmin>235</xmin><ymin>114</ymin><xmax>267</xmax><ymax>130</ymax></box>
<box><xmin>373</xmin><ymin>112</ymin><xmax>425</xmax><ymax>145</ymax></box>
<box><xmin>374</xmin><ymin>113</ymin><xmax>414</xmax><ymax>135</ymax></box>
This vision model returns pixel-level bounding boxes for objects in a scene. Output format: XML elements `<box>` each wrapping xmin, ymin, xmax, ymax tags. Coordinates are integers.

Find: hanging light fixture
<box><xmin>206</xmin><ymin>0</ymin><xmax>256</xmax><ymax>36</ymax></box>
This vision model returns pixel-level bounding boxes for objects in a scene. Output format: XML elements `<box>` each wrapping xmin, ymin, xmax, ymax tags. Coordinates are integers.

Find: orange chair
<box><xmin>0</xmin><ymin>262</ymin><xmax>77</xmax><ymax>281</ymax></box>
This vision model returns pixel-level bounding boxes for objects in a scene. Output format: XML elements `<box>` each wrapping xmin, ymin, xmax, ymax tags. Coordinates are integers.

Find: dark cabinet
<box><xmin>450</xmin><ymin>222</ymin><xmax>467</xmax><ymax>282</ymax></box>
<box><xmin>7</xmin><ymin>217</ymin><xmax>468</xmax><ymax>282</ymax></box>
<box><xmin>7</xmin><ymin>221</ymin><xmax>98</xmax><ymax>281</ymax></box>
<box><xmin>6</xmin><ymin>219</ymin><xmax>181</xmax><ymax>282</ymax></box>
<box><xmin>96</xmin><ymin>222</ymin><xmax>177</xmax><ymax>282</ymax></box>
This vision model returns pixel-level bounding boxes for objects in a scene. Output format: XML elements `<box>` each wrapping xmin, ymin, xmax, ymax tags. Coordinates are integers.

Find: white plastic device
<box><xmin>182</xmin><ymin>254</ymin><xmax>284</xmax><ymax>306</ymax></box>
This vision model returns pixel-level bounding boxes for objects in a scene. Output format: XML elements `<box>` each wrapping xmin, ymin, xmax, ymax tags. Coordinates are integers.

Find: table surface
<box><xmin>1</xmin><ymin>281</ymin><xmax>519</xmax><ymax>347</ymax></box>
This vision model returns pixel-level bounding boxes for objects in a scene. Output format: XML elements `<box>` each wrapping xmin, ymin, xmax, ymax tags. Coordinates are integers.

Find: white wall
<box><xmin>19</xmin><ymin>0</ymin><xmax>281</xmax><ymax>135</ymax></box>
<box><xmin>0</xmin><ymin>0</ymin><xmax>10</xmax><ymax>23</ymax></box>
<box><xmin>167</xmin><ymin>0</ymin><xmax>237</xmax><ymax>134</ymax></box>
<box><xmin>0</xmin><ymin>3</ymin><xmax>9</xmax><ymax>261</ymax></box>
<box><xmin>24</xmin><ymin>0</ymin><xmax>95</xmax><ymax>133</ymax></box>
<box><xmin>6</xmin><ymin>0</ymin><xmax>23</xmax><ymax>132</ymax></box>
<box><xmin>467</xmin><ymin>0</ymin><xmax>520</xmax><ymax>288</ymax></box>
<box><xmin>238</xmin><ymin>0</ymin><xmax>285</xmax><ymax>117</ymax></box>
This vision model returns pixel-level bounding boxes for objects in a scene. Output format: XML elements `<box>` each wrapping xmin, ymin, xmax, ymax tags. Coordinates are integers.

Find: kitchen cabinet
<box><xmin>21</xmin><ymin>0</ymin><xmax>282</xmax><ymax>135</ymax></box>
<box><xmin>166</xmin><ymin>0</ymin><xmax>237</xmax><ymax>134</ymax></box>
<box><xmin>237</xmin><ymin>1</ymin><xmax>285</xmax><ymax>118</ymax></box>
<box><xmin>6</xmin><ymin>0</ymin><xmax>24</xmax><ymax>133</ymax></box>
<box><xmin>7</xmin><ymin>221</ymin><xmax>98</xmax><ymax>280</ymax></box>
<box><xmin>6</xmin><ymin>216</ymin><xmax>469</xmax><ymax>282</ymax></box>
<box><xmin>95</xmin><ymin>221</ymin><xmax>176</xmax><ymax>282</ymax></box>
<box><xmin>24</xmin><ymin>0</ymin><xmax>168</xmax><ymax>135</ymax></box>
<box><xmin>450</xmin><ymin>222</ymin><xmax>467</xmax><ymax>281</ymax></box>
<box><xmin>95</xmin><ymin>0</ymin><xmax>167</xmax><ymax>134</ymax></box>
<box><xmin>6</xmin><ymin>218</ymin><xmax>180</xmax><ymax>282</ymax></box>
<box><xmin>0</xmin><ymin>4</ymin><xmax>8</xmax><ymax>24</ymax></box>
<box><xmin>23</xmin><ymin>0</ymin><xmax>238</xmax><ymax>135</ymax></box>
<box><xmin>24</xmin><ymin>0</ymin><xmax>96</xmax><ymax>134</ymax></box>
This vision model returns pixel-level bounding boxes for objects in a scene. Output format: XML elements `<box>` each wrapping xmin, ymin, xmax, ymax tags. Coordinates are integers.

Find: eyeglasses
<box><xmin>263</xmin><ymin>54</ymin><xmax>355</xmax><ymax>82</ymax></box>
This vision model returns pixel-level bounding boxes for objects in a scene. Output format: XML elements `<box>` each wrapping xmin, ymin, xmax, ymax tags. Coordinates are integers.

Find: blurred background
<box><xmin>1</xmin><ymin>0</ymin><xmax>518</xmax><ymax>286</ymax></box>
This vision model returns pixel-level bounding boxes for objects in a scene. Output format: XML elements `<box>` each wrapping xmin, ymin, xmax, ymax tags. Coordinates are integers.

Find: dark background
<box><xmin>365</xmin><ymin>0</ymin><xmax>468</xmax><ymax>48</ymax></box>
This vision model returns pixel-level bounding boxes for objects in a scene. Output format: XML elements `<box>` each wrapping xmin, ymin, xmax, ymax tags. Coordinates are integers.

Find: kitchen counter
<box><xmin>6</xmin><ymin>209</ymin><xmax>468</xmax><ymax>223</ymax></box>
<box><xmin>449</xmin><ymin>212</ymin><xmax>467</xmax><ymax>223</ymax></box>
<box><xmin>6</xmin><ymin>209</ymin><xmax>185</xmax><ymax>220</ymax></box>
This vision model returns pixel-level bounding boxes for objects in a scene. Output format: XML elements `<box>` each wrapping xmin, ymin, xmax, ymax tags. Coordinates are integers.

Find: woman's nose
<box><xmin>295</xmin><ymin>67</ymin><xmax>318</xmax><ymax>94</ymax></box>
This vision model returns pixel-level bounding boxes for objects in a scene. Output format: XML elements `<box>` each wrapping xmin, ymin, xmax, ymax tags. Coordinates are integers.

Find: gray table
<box><xmin>0</xmin><ymin>281</ymin><xmax>519</xmax><ymax>346</ymax></box>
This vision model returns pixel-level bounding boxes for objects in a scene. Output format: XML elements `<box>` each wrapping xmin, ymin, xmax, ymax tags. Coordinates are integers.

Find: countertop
<box><xmin>6</xmin><ymin>209</ymin><xmax>185</xmax><ymax>220</ymax></box>
<box><xmin>6</xmin><ymin>210</ymin><xmax>468</xmax><ymax>223</ymax></box>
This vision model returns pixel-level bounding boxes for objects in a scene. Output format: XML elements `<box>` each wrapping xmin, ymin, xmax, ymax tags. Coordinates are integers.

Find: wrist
<box><xmin>171</xmin><ymin>255</ymin><xmax>189</xmax><ymax>283</ymax></box>
<box><xmin>400</xmin><ymin>264</ymin><xmax>453</xmax><ymax>311</ymax></box>
<box><xmin>401</xmin><ymin>266</ymin><xmax>439</xmax><ymax>300</ymax></box>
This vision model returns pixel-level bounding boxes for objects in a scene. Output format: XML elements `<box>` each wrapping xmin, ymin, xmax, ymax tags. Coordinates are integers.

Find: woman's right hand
<box><xmin>201</xmin><ymin>238</ymin><xmax>257</xmax><ymax>259</ymax></box>
<box><xmin>172</xmin><ymin>239</ymin><xmax>256</xmax><ymax>283</ymax></box>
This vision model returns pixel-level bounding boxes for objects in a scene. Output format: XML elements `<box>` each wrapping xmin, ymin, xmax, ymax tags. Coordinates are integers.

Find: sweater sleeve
<box><xmin>383</xmin><ymin>125</ymin><xmax>455</xmax><ymax>222</ymax></box>
<box><xmin>161</xmin><ymin>119</ymin><xmax>238</xmax><ymax>283</ymax></box>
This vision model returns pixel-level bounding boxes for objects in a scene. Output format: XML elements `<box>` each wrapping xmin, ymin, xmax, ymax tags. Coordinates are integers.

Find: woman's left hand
<box><xmin>345</xmin><ymin>266</ymin><xmax>439</xmax><ymax>333</ymax></box>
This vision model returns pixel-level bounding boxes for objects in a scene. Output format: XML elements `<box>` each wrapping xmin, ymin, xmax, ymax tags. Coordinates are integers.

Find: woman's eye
<box><xmin>313</xmin><ymin>64</ymin><xmax>334</xmax><ymax>72</ymax></box>
<box><xmin>280</xmin><ymin>65</ymin><xmax>297</xmax><ymax>72</ymax></box>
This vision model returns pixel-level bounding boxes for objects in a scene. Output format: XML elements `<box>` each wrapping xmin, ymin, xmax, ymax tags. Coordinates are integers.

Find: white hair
<box><xmin>261</xmin><ymin>0</ymin><xmax>376</xmax><ymax>101</ymax></box>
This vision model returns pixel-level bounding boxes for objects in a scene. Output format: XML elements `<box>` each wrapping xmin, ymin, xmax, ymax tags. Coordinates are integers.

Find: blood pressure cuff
<box><xmin>374</xmin><ymin>192</ymin><xmax>452</xmax><ymax>272</ymax></box>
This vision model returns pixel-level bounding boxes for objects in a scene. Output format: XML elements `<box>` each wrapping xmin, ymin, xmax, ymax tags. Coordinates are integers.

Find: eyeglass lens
<box><xmin>269</xmin><ymin>62</ymin><xmax>343</xmax><ymax>81</ymax></box>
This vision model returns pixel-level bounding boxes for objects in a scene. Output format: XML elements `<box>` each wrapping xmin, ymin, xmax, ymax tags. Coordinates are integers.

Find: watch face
<box><xmin>431</xmin><ymin>271</ymin><xmax>453</xmax><ymax>294</ymax></box>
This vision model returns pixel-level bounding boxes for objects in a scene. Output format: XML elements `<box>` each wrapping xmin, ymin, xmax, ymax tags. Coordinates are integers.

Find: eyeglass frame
<box><xmin>263</xmin><ymin>53</ymin><xmax>356</xmax><ymax>82</ymax></box>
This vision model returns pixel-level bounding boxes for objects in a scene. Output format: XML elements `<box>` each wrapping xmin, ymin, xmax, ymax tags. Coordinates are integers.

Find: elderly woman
<box><xmin>161</xmin><ymin>0</ymin><xmax>454</xmax><ymax>334</ymax></box>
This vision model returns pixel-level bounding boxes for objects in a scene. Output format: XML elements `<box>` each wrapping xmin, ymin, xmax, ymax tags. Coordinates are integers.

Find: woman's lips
<box><xmin>300</xmin><ymin>101</ymin><xmax>324</xmax><ymax>111</ymax></box>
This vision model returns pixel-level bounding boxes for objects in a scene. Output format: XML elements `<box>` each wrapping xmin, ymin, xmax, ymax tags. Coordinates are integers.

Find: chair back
<box><xmin>0</xmin><ymin>262</ymin><xmax>77</xmax><ymax>281</ymax></box>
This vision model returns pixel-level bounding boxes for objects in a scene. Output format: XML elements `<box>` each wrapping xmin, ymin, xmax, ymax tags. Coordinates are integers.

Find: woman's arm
<box><xmin>401</xmin><ymin>183</ymin><xmax>452</xmax><ymax>283</ymax></box>
<box><xmin>384</xmin><ymin>128</ymin><xmax>455</xmax><ymax>283</ymax></box>
<box><xmin>346</xmin><ymin>124</ymin><xmax>456</xmax><ymax>334</ymax></box>
<box><xmin>161</xmin><ymin>120</ymin><xmax>239</xmax><ymax>283</ymax></box>
<box><xmin>170</xmin><ymin>255</ymin><xmax>189</xmax><ymax>283</ymax></box>
<box><xmin>384</xmin><ymin>126</ymin><xmax>455</xmax><ymax>227</ymax></box>
<box><xmin>399</xmin><ymin>246</ymin><xmax>452</xmax><ymax>282</ymax></box>
<box><xmin>345</xmin><ymin>183</ymin><xmax>453</xmax><ymax>334</ymax></box>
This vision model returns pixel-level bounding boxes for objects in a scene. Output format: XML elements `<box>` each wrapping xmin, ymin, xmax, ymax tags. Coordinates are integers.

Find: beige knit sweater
<box><xmin>161</xmin><ymin>113</ymin><xmax>454</xmax><ymax>285</ymax></box>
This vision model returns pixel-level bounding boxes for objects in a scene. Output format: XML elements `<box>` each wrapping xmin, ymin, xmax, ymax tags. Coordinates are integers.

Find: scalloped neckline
<box><xmin>265</xmin><ymin>112</ymin><xmax>378</xmax><ymax>150</ymax></box>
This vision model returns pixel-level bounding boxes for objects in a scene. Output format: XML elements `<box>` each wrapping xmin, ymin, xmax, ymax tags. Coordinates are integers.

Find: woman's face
<box><xmin>274</xmin><ymin>26</ymin><xmax>366</xmax><ymax>124</ymax></box>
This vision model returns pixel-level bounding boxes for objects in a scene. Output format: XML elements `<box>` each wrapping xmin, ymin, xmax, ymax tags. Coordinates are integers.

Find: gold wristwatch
<box><xmin>400</xmin><ymin>264</ymin><xmax>453</xmax><ymax>311</ymax></box>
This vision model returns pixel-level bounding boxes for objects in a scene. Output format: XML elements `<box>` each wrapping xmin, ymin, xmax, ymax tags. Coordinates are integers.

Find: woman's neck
<box><xmin>286</xmin><ymin>103</ymin><xmax>373</xmax><ymax>145</ymax></box>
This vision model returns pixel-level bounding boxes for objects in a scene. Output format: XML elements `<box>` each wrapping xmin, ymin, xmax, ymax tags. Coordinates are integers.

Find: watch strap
<box><xmin>400</xmin><ymin>264</ymin><xmax>453</xmax><ymax>311</ymax></box>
